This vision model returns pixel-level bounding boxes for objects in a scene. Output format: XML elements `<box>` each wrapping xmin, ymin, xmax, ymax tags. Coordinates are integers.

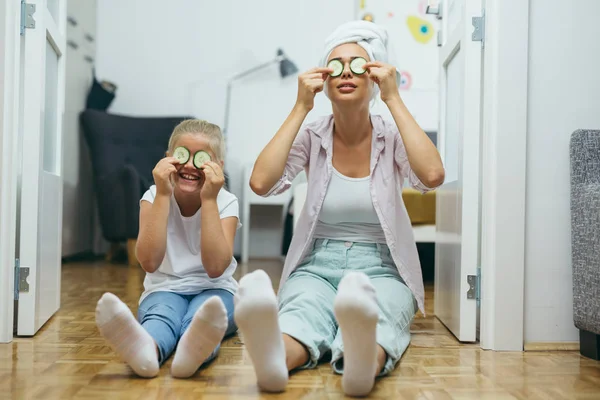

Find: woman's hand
<box><xmin>364</xmin><ymin>61</ymin><xmax>400</xmax><ymax>103</ymax></box>
<box><xmin>200</xmin><ymin>161</ymin><xmax>225</xmax><ymax>201</ymax></box>
<box><xmin>152</xmin><ymin>157</ymin><xmax>179</xmax><ymax>197</ymax></box>
<box><xmin>296</xmin><ymin>67</ymin><xmax>334</xmax><ymax>111</ymax></box>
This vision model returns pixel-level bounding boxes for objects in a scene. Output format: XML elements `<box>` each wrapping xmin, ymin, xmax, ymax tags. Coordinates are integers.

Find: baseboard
<box><xmin>61</xmin><ymin>250</ymin><xmax>104</xmax><ymax>263</ymax></box>
<box><xmin>524</xmin><ymin>342</ymin><xmax>580</xmax><ymax>351</ymax></box>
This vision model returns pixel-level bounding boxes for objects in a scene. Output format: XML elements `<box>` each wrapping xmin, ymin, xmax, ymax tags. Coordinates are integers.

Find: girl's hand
<box><xmin>364</xmin><ymin>61</ymin><xmax>401</xmax><ymax>103</ymax></box>
<box><xmin>200</xmin><ymin>161</ymin><xmax>225</xmax><ymax>200</ymax></box>
<box><xmin>152</xmin><ymin>157</ymin><xmax>179</xmax><ymax>196</ymax></box>
<box><xmin>296</xmin><ymin>67</ymin><xmax>334</xmax><ymax>111</ymax></box>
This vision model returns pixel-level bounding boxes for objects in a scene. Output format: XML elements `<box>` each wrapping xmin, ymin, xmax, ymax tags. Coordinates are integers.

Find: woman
<box><xmin>234</xmin><ymin>21</ymin><xmax>444</xmax><ymax>396</ymax></box>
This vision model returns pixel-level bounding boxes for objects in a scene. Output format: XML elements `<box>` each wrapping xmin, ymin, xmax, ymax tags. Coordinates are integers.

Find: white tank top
<box><xmin>313</xmin><ymin>167</ymin><xmax>386</xmax><ymax>243</ymax></box>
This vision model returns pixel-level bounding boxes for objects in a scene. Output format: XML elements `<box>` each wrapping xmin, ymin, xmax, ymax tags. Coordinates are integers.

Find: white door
<box><xmin>432</xmin><ymin>0</ymin><xmax>483</xmax><ymax>342</ymax></box>
<box><xmin>17</xmin><ymin>0</ymin><xmax>66</xmax><ymax>336</ymax></box>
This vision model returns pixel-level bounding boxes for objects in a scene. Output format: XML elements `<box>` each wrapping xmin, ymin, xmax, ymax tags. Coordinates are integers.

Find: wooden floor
<box><xmin>2</xmin><ymin>260</ymin><xmax>600</xmax><ymax>399</ymax></box>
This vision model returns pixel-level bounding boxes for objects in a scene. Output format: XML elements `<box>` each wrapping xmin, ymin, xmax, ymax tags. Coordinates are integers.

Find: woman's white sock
<box><xmin>334</xmin><ymin>272</ymin><xmax>380</xmax><ymax>396</ymax></box>
<box><xmin>234</xmin><ymin>270</ymin><xmax>288</xmax><ymax>392</ymax></box>
<box><xmin>95</xmin><ymin>293</ymin><xmax>159</xmax><ymax>378</ymax></box>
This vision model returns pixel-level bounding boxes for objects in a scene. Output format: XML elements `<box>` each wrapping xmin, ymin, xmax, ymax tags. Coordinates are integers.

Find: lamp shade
<box><xmin>277</xmin><ymin>48</ymin><xmax>298</xmax><ymax>78</ymax></box>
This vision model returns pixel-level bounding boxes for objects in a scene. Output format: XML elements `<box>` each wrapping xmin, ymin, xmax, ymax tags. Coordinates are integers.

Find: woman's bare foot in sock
<box><xmin>234</xmin><ymin>270</ymin><xmax>288</xmax><ymax>392</ymax></box>
<box><xmin>334</xmin><ymin>272</ymin><xmax>379</xmax><ymax>396</ymax></box>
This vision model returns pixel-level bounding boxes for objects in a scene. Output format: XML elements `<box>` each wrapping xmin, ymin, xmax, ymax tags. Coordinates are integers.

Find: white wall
<box><xmin>96</xmin><ymin>0</ymin><xmax>439</xmax><ymax>258</ymax></box>
<box><xmin>525</xmin><ymin>0</ymin><xmax>600</xmax><ymax>343</ymax></box>
<box><xmin>62</xmin><ymin>0</ymin><xmax>97</xmax><ymax>257</ymax></box>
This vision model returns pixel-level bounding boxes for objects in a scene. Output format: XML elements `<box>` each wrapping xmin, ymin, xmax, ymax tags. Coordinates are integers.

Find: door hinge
<box><xmin>467</xmin><ymin>270</ymin><xmax>481</xmax><ymax>303</ymax></box>
<box><xmin>13</xmin><ymin>259</ymin><xmax>19</xmax><ymax>300</ymax></box>
<box><xmin>476</xmin><ymin>267</ymin><xmax>481</xmax><ymax>306</ymax></box>
<box><xmin>14</xmin><ymin>260</ymin><xmax>30</xmax><ymax>300</ymax></box>
<box><xmin>20</xmin><ymin>0</ymin><xmax>36</xmax><ymax>36</ymax></box>
<box><xmin>471</xmin><ymin>11</ymin><xmax>485</xmax><ymax>47</ymax></box>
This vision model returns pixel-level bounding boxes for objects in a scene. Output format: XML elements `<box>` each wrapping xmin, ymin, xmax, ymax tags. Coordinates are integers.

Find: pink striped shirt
<box><xmin>263</xmin><ymin>114</ymin><xmax>438</xmax><ymax>313</ymax></box>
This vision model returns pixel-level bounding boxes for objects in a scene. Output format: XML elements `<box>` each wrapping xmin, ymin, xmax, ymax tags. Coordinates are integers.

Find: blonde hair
<box><xmin>168</xmin><ymin>119</ymin><xmax>225</xmax><ymax>163</ymax></box>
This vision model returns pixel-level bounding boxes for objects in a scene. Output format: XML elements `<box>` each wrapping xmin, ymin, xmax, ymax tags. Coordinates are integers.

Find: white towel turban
<box><xmin>320</xmin><ymin>20</ymin><xmax>401</xmax><ymax>101</ymax></box>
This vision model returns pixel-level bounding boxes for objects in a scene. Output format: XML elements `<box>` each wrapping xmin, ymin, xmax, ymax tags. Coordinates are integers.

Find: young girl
<box><xmin>95</xmin><ymin>119</ymin><xmax>240</xmax><ymax>378</ymax></box>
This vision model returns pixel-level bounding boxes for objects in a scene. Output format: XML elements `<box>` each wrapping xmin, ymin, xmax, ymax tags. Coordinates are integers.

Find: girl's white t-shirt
<box><xmin>138</xmin><ymin>185</ymin><xmax>240</xmax><ymax>304</ymax></box>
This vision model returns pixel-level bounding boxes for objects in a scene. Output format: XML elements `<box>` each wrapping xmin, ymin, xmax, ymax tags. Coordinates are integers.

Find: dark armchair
<box><xmin>80</xmin><ymin>109</ymin><xmax>193</xmax><ymax>265</ymax></box>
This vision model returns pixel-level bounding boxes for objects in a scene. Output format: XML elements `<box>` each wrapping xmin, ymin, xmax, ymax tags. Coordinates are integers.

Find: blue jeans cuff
<box><xmin>330</xmin><ymin>343</ymin><xmax>399</xmax><ymax>377</ymax></box>
<box><xmin>278</xmin><ymin>328</ymin><xmax>320</xmax><ymax>370</ymax></box>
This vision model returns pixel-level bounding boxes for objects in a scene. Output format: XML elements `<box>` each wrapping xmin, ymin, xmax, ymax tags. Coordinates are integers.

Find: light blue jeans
<box><xmin>137</xmin><ymin>289</ymin><xmax>237</xmax><ymax>365</ymax></box>
<box><xmin>278</xmin><ymin>239</ymin><xmax>417</xmax><ymax>375</ymax></box>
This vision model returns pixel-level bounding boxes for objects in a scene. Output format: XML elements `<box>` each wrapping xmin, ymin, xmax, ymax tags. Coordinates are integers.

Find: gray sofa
<box><xmin>570</xmin><ymin>129</ymin><xmax>600</xmax><ymax>360</ymax></box>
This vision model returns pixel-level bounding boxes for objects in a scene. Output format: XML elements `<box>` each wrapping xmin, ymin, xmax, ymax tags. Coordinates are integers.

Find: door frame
<box><xmin>434</xmin><ymin>0</ymin><xmax>483</xmax><ymax>343</ymax></box>
<box><xmin>479</xmin><ymin>0</ymin><xmax>529</xmax><ymax>351</ymax></box>
<box><xmin>16</xmin><ymin>0</ymin><xmax>67</xmax><ymax>336</ymax></box>
<box><xmin>0</xmin><ymin>0</ymin><xmax>22</xmax><ymax>343</ymax></box>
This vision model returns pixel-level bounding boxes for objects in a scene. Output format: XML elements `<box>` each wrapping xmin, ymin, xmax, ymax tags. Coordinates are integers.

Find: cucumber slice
<box><xmin>350</xmin><ymin>57</ymin><xmax>367</xmax><ymax>75</ymax></box>
<box><xmin>327</xmin><ymin>59</ymin><xmax>344</xmax><ymax>77</ymax></box>
<box><xmin>173</xmin><ymin>146</ymin><xmax>190</xmax><ymax>164</ymax></box>
<box><xmin>193</xmin><ymin>150</ymin><xmax>212</xmax><ymax>168</ymax></box>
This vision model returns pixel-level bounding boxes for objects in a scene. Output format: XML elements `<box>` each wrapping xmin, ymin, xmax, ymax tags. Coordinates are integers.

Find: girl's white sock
<box><xmin>171</xmin><ymin>296</ymin><xmax>228</xmax><ymax>378</ymax></box>
<box><xmin>95</xmin><ymin>293</ymin><xmax>159</xmax><ymax>378</ymax></box>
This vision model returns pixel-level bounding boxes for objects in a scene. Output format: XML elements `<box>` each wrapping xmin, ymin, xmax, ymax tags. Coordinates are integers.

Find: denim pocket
<box><xmin>295</xmin><ymin>251</ymin><xmax>316</xmax><ymax>273</ymax></box>
<box><xmin>378</xmin><ymin>250</ymin><xmax>405</xmax><ymax>281</ymax></box>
